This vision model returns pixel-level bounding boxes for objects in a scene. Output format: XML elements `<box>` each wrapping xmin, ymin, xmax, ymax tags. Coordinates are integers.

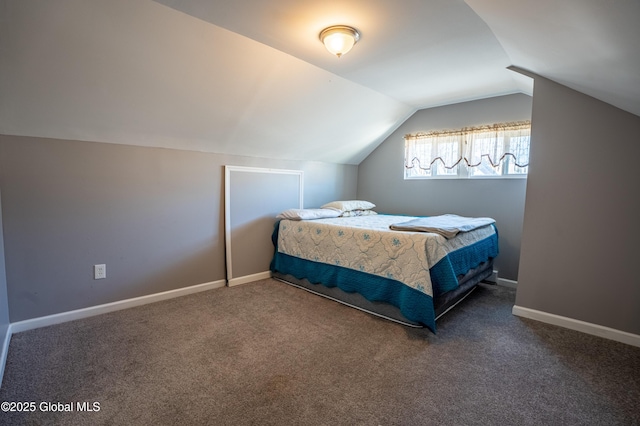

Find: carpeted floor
<box><xmin>1</xmin><ymin>279</ymin><xmax>639</xmax><ymax>425</ymax></box>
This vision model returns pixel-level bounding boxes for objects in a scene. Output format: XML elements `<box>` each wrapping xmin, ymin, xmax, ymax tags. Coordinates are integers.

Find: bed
<box><xmin>269</xmin><ymin>203</ymin><xmax>498</xmax><ymax>332</ymax></box>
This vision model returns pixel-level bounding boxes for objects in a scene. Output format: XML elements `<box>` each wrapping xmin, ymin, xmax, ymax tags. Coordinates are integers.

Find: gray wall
<box><xmin>227</xmin><ymin>168</ymin><xmax>302</xmax><ymax>280</ymax></box>
<box><xmin>516</xmin><ymin>76</ymin><xmax>640</xmax><ymax>335</ymax></box>
<box><xmin>0</xmin><ymin>135</ymin><xmax>357</xmax><ymax>322</ymax></box>
<box><xmin>357</xmin><ymin>94</ymin><xmax>533</xmax><ymax>281</ymax></box>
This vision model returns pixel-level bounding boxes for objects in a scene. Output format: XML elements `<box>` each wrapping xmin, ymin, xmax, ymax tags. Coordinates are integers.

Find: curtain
<box><xmin>463</xmin><ymin>121</ymin><xmax>531</xmax><ymax>168</ymax></box>
<box><xmin>404</xmin><ymin>130</ymin><xmax>464</xmax><ymax>172</ymax></box>
<box><xmin>404</xmin><ymin>121</ymin><xmax>531</xmax><ymax>173</ymax></box>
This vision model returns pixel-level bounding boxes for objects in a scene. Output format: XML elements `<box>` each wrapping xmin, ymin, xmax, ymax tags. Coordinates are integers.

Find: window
<box><xmin>404</xmin><ymin>121</ymin><xmax>531</xmax><ymax>179</ymax></box>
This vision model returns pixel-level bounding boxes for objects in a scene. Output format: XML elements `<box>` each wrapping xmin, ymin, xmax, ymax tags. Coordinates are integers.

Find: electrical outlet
<box><xmin>94</xmin><ymin>264</ymin><xmax>106</xmax><ymax>280</ymax></box>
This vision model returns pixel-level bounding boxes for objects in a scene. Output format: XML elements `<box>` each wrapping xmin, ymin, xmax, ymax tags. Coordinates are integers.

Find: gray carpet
<box><xmin>1</xmin><ymin>280</ymin><xmax>639</xmax><ymax>425</ymax></box>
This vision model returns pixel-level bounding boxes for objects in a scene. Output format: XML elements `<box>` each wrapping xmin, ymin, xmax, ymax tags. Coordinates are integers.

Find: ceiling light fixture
<box><xmin>319</xmin><ymin>25</ymin><xmax>360</xmax><ymax>58</ymax></box>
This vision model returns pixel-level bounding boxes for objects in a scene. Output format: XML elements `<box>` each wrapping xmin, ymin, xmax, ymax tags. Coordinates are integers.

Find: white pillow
<box><xmin>321</xmin><ymin>200</ymin><xmax>376</xmax><ymax>212</ymax></box>
<box><xmin>276</xmin><ymin>208</ymin><xmax>342</xmax><ymax>220</ymax></box>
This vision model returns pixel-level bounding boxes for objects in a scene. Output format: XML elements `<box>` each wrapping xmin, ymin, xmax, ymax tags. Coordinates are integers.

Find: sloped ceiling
<box><xmin>465</xmin><ymin>0</ymin><xmax>640</xmax><ymax>118</ymax></box>
<box><xmin>155</xmin><ymin>0</ymin><xmax>529</xmax><ymax>108</ymax></box>
<box><xmin>1</xmin><ymin>0</ymin><xmax>638</xmax><ymax>165</ymax></box>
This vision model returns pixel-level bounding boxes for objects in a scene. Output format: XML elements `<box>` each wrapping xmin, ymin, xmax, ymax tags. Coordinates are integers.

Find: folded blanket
<box><xmin>389</xmin><ymin>214</ymin><xmax>495</xmax><ymax>239</ymax></box>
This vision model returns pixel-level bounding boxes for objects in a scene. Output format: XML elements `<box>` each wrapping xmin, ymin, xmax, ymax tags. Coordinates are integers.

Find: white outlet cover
<box><xmin>94</xmin><ymin>264</ymin><xmax>106</xmax><ymax>280</ymax></box>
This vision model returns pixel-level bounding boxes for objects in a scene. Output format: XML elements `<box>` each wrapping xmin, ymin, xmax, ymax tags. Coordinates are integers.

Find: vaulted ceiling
<box><xmin>1</xmin><ymin>0</ymin><xmax>638</xmax><ymax>164</ymax></box>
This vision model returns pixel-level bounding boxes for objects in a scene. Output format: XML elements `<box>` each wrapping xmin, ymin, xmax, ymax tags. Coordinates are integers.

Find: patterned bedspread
<box><xmin>270</xmin><ymin>214</ymin><xmax>498</xmax><ymax>330</ymax></box>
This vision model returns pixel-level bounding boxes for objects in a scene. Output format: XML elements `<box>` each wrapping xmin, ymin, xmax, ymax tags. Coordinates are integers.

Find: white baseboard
<box><xmin>485</xmin><ymin>270</ymin><xmax>517</xmax><ymax>288</ymax></box>
<box><xmin>227</xmin><ymin>271</ymin><xmax>272</xmax><ymax>287</ymax></box>
<box><xmin>9</xmin><ymin>280</ymin><xmax>226</xmax><ymax>335</ymax></box>
<box><xmin>497</xmin><ymin>278</ymin><xmax>518</xmax><ymax>289</ymax></box>
<box><xmin>512</xmin><ymin>305</ymin><xmax>640</xmax><ymax>348</ymax></box>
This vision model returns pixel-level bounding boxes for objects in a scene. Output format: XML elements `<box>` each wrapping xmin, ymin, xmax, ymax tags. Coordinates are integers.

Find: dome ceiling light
<box><xmin>319</xmin><ymin>25</ymin><xmax>361</xmax><ymax>58</ymax></box>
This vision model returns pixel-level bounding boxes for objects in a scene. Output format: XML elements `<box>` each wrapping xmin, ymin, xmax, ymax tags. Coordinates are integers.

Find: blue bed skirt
<box><xmin>271</xmin><ymin>251</ymin><xmax>438</xmax><ymax>331</ymax></box>
<box><xmin>270</xmin><ymin>222</ymin><xmax>498</xmax><ymax>332</ymax></box>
